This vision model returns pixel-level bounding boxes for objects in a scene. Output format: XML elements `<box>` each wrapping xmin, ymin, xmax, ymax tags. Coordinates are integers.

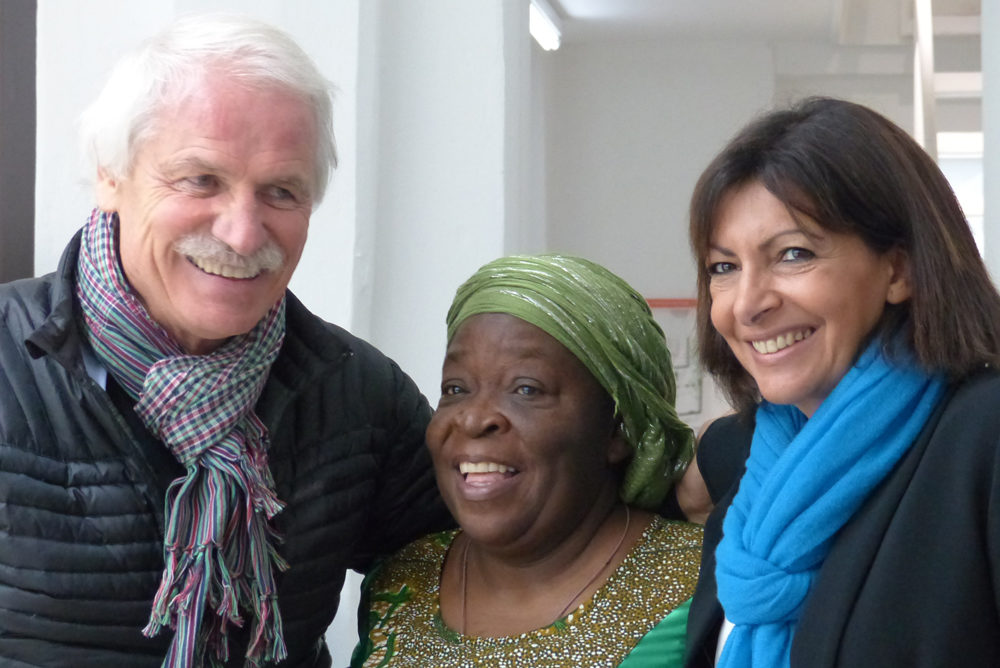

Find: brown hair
<box><xmin>690</xmin><ymin>96</ymin><xmax>1000</xmax><ymax>414</ymax></box>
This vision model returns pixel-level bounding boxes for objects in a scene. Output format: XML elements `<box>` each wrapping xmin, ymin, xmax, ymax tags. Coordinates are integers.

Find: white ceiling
<box><xmin>543</xmin><ymin>0</ymin><xmax>983</xmax><ymax>136</ymax></box>
<box><xmin>554</xmin><ymin>0</ymin><xmax>838</xmax><ymax>41</ymax></box>
<box><xmin>551</xmin><ymin>0</ymin><xmax>981</xmax><ymax>44</ymax></box>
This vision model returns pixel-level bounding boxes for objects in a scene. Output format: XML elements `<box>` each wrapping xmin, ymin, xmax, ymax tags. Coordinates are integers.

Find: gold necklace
<box><xmin>459</xmin><ymin>505</ymin><xmax>632</xmax><ymax>635</ymax></box>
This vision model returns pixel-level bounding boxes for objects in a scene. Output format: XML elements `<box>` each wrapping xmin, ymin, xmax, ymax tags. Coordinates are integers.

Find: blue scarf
<box><xmin>715</xmin><ymin>341</ymin><xmax>946</xmax><ymax>668</ymax></box>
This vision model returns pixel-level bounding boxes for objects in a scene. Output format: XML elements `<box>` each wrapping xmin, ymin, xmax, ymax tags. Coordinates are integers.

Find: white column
<box><xmin>912</xmin><ymin>0</ymin><xmax>938</xmax><ymax>159</ymax></box>
<box><xmin>983</xmin><ymin>0</ymin><xmax>1000</xmax><ymax>283</ymax></box>
<box><xmin>364</xmin><ymin>0</ymin><xmax>526</xmax><ymax>398</ymax></box>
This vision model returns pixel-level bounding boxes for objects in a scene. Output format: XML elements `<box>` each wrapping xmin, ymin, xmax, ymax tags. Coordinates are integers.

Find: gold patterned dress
<box><xmin>351</xmin><ymin>516</ymin><xmax>703</xmax><ymax>667</ymax></box>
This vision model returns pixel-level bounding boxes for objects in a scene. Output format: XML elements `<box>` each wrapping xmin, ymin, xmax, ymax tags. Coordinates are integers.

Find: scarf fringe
<box><xmin>143</xmin><ymin>468</ymin><xmax>289</xmax><ymax>667</ymax></box>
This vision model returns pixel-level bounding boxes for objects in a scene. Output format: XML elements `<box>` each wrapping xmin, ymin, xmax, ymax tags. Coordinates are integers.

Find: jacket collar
<box><xmin>24</xmin><ymin>229</ymin><xmax>88</xmax><ymax>371</ymax></box>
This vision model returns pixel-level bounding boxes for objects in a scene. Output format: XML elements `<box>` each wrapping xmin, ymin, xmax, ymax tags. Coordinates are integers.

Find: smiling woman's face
<box><xmin>426</xmin><ymin>313</ymin><xmax>627</xmax><ymax>554</ymax></box>
<box><xmin>706</xmin><ymin>182</ymin><xmax>911</xmax><ymax>416</ymax></box>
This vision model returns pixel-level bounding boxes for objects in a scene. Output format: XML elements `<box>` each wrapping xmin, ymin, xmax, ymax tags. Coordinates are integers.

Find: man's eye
<box><xmin>441</xmin><ymin>384</ymin><xmax>464</xmax><ymax>397</ymax></box>
<box><xmin>263</xmin><ymin>185</ymin><xmax>305</xmax><ymax>209</ymax></box>
<box><xmin>267</xmin><ymin>186</ymin><xmax>295</xmax><ymax>200</ymax></box>
<box><xmin>185</xmin><ymin>175</ymin><xmax>218</xmax><ymax>189</ymax></box>
<box><xmin>514</xmin><ymin>385</ymin><xmax>539</xmax><ymax>397</ymax></box>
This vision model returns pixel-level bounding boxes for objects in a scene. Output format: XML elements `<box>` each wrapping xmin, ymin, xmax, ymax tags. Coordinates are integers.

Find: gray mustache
<box><xmin>173</xmin><ymin>234</ymin><xmax>285</xmax><ymax>275</ymax></box>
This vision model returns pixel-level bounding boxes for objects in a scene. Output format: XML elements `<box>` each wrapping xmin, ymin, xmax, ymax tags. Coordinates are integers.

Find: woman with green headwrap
<box><xmin>351</xmin><ymin>255</ymin><xmax>702</xmax><ymax>667</ymax></box>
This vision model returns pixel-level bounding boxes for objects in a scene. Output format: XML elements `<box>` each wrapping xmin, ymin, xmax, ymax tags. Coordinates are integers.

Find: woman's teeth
<box><xmin>752</xmin><ymin>329</ymin><xmax>813</xmax><ymax>354</ymax></box>
<box><xmin>459</xmin><ymin>462</ymin><xmax>517</xmax><ymax>475</ymax></box>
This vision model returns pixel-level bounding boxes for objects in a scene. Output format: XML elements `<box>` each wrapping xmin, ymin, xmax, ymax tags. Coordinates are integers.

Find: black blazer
<box><xmin>686</xmin><ymin>369</ymin><xmax>1000</xmax><ymax>667</ymax></box>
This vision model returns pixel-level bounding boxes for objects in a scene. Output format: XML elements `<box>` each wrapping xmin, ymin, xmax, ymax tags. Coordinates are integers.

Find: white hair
<box><xmin>78</xmin><ymin>12</ymin><xmax>337</xmax><ymax>202</ymax></box>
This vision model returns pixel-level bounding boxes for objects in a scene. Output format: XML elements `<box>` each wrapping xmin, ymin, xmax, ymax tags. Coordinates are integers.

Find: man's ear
<box><xmin>95</xmin><ymin>167</ymin><xmax>120</xmax><ymax>212</ymax></box>
<box><xmin>886</xmin><ymin>247</ymin><xmax>912</xmax><ymax>305</ymax></box>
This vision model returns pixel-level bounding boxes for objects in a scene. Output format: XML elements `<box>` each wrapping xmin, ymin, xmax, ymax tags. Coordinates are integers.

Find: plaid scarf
<box><xmin>76</xmin><ymin>209</ymin><xmax>289</xmax><ymax>667</ymax></box>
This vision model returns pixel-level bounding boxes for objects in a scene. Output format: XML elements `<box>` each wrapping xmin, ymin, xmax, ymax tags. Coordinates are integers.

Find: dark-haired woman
<box><xmin>684</xmin><ymin>97</ymin><xmax>1000</xmax><ymax>667</ymax></box>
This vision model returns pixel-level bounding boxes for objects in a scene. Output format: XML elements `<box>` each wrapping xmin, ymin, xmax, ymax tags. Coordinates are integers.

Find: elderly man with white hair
<box><xmin>0</xmin><ymin>14</ymin><xmax>450</xmax><ymax>668</ymax></box>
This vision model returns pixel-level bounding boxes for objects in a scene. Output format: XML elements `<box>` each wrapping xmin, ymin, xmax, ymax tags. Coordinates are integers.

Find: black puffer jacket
<box><xmin>0</xmin><ymin>234</ymin><xmax>452</xmax><ymax>667</ymax></box>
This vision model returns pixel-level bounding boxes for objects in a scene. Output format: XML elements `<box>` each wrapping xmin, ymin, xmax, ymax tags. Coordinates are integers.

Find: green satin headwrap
<box><xmin>446</xmin><ymin>254</ymin><xmax>694</xmax><ymax>510</ymax></box>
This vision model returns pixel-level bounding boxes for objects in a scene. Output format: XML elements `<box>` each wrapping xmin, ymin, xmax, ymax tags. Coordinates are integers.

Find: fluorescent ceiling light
<box><xmin>530</xmin><ymin>0</ymin><xmax>562</xmax><ymax>51</ymax></box>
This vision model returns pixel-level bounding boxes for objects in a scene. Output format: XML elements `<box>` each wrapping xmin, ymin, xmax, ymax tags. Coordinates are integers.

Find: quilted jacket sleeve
<box><xmin>349</xmin><ymin>353</ymin><xmax>454</xmax><ymax>569</ymax></box>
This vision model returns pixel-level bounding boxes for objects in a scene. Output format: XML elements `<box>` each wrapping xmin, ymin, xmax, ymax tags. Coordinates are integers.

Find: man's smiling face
<box><xmin>98</xmin><ymin>73</ymin><xmax>318</xmax><ymax>354</ymax></box>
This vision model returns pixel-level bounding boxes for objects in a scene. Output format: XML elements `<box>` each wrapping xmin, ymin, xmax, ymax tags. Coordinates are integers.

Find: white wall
<box><xmin>545</xmin><ymin>39</ymin><xmax>777</xmax><ymax>428</ymax></box>
<box><xmin>771</xmin><ymin>41</ymin><xmax>915</xmax><ymax>131</ymax></box>
<box><xmin>35</xmin><ymin>1</ymin><xmax>169</xmax><ymax>272</ymax></box>
<box><xmin>364</xmin><ymin>0</ymin><xmax>524</xmax><ymax>398</ymax></box>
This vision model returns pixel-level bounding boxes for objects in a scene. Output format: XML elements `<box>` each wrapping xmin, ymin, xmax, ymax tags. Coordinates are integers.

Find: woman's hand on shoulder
<box><xmin>675</xmin><ymin>417</ymin><xmax>724</xmax><ymax>524</ymax></box>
